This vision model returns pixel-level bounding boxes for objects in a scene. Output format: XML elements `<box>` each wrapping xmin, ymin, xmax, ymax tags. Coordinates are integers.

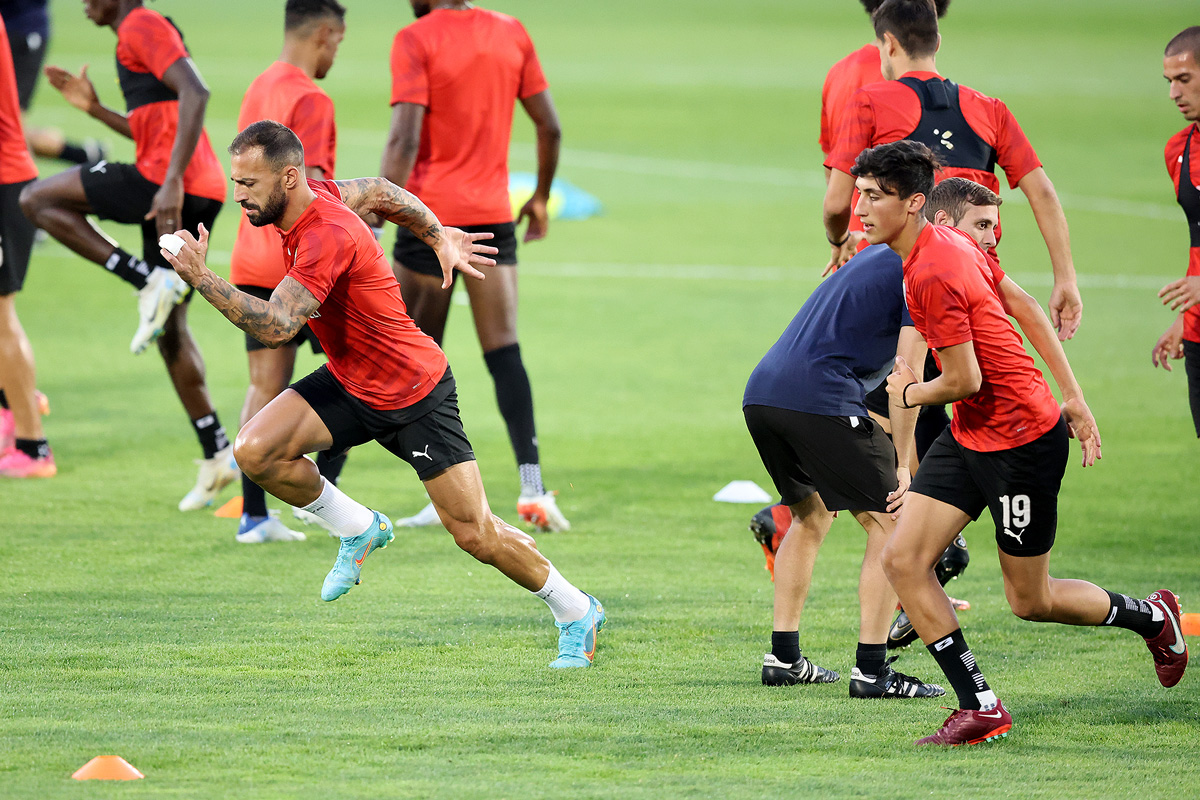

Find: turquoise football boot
<box><xmin>549</xmin><ymin>594</ymin><xmax>606</xmax><ymax>668</ymax></box>
<box><xmin>321</xmin><ymin>511</ymin><xmax>394</xmax><ymax>601</ymax></box>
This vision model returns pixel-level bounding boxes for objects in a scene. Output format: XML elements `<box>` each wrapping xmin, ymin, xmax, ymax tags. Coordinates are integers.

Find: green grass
<box><xmin>2</xmin><ymin>0</ymin><xmax>1199</xmax><ymax>797</ymax></box>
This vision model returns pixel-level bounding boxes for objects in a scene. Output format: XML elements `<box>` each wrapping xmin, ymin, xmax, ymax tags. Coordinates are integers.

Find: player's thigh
<box><xmin>996</xmin><ymin>549</ymin><xmax>1053</xmax><ymax>612</ymax></box>
<box><xmin>463</xmin><ymin>263</ymin><xmax>518</xmax><ymax>351</ymax></box>
<box><xmin>886</xmin><ymin>491</ymin><xmax>972</xmax><ymax>573</ymax></box>
<box><xmin>238</xmin><ymin>387</ymin><xmax>334</xmax><ymax>463</ymax></box>
<box><xmin>423</xmin><ymin>460</ymin><xmax>492</xmax><ymax>527</ymax></box>
<box><xmin>246</xmin><ymin>345</ymin><xmax>298</xmax><ymax>398</ymax></box>
<box><xmin>394</xmin><ymin>260</ymin><xmax>453</xmax><ymax>338</ymax></box>
<box><xmin>19</xmin><ymin>165</ymin><xmax>93</xmax><ymax>215</ymax></box>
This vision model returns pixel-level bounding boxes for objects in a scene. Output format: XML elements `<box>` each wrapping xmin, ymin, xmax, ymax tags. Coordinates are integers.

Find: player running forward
<box><xmin>743</xmin><ymin>241</ymin><xmax>944</xmax><ymax>699</ymax></box>
<box><xmin>227</xmin><ymin>0</ymin><xmax>347</xmax><ymax>544</ymax></box>
<box><xmin>821</xmin><ymin>0</ymin><xmax>1082</xmax><ymax>341</ymax></box>
<box><xmin>383</xmin><ymin>1</ymin><xmax>568</xmax><ymax>532</ymax></box>
<box><xmin>164</xmin><ymin>121</ymin><xmax>605</xmax><ymax>669</ymax></box>
<box><xmin>845</xmin><ymin>140</ymin><xmax>1187</xmax><ymax>746</ymax></box>
<box><xmin>19</xmin><ymin>0</ymin><xmax>234</xmax><ymax>510</ymax></box>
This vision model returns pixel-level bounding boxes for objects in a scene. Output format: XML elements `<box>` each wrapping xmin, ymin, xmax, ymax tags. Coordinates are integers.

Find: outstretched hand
<box><xmin>1061</xmin><ymin>396</ymin><xmax>1101</xmax><ymax>467</ymax></box>
<box><xmin>44</xmin><ymin>64</ymin><xmax>98</xmax><ymax>113</ymax></box>
<box><xmin>434</xmin><ymin>227</ymin><xmax>499</xmax><ymax>289</ymax></box>
<box><xmin>160</xmin><ymin>223</ymin><xmax>210</xmax><ymax>286</ymax></box>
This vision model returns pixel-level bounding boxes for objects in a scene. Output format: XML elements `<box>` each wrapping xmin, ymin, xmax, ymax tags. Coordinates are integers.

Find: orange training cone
<box><xmin>1181</xmin><ymin>613</ymin><xmax>1200</xmax><ymax>637</ymax></box>
<box><xmin>71</xmin><ymin>755</ymin><xmax>144</xmax><ymax>780</ymax></box>
<box><xmin>214</xmin><ymin>495</ymin><xmax>243</xmax><ymax>518</ymax></box>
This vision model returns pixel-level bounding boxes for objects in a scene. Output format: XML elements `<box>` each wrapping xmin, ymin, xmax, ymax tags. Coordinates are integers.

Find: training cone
<box><xmin>1181</xmin><ymin>613</ymin><xmax>1200</xmax><ymax>637</ymax></box>
<box><xmin>214</xmin><ymin>495</ymin><xmax>243</xmax><ymax>518</ymax></box>
<box><xmin>71</xmin><ymin>755</ymin><xmax>144</xmax><ymax>780</ymax></box>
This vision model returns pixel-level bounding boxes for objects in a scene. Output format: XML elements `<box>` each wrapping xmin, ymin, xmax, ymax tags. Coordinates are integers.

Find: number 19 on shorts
<box><xmin>1000</xmin><ymin>494</ymin><xmax>1031</xmax><ymax>529</ymax></box>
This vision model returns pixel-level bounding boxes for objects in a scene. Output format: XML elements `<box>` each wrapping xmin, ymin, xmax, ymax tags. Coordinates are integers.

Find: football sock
<box><xmin>927</xmin><ymin>628</ymin><xmax>993</xmax><ymax>710</ymax></box>
<box><xmin>855</xmin><ymin>642</ymin><xmax>887</xmax><ymax>676</ymax></box>
<box><xmin>533</xmin><ymin>563</ymin><xmax>590</xmax><ymax>623</ymax></box>
<box><xmin>518</xmin><ymin>463</ymin><xmax>544</xmax><ymax>497</ymax></box>
<box><xmin>483</xmin><ymin>343</ymin><xmax>541</xmax><ymax>468</ymax></box>
<box><xmin>771</xmin><ymin>631</ymin><xmax>801</xmax><ymax>665</ymax></box>
<box><xmin>301</xmin><ymin>478</ymin><xmax>375</xmax><ymax>538</ymax></box>
<box><xmin>192</xmin><ymin>413</ymin><xmax>229</xmax><ymax>460</ymax></box>
<box><xmin>59</xmin><ymin>143</ymin><xmax>91</xmax><ymax>165</ymax></box>
<box><xmin>0</xmin><ymin>390</ymin><xmax>7</xmax><ymax>409</ymax></box>
<box><xmin>242</xmin><ymin>472</ymin><xmax>269</xmax><ymax>518</ymax></box>
<box><xmin>316</xmin><ymin>449</ymin><xmax>347</xmax><ymax>485</ymax></box>
<box><xmin>104</xmin><ymin>247</ymin><xmax>152</xmax><ymax>290</ymax></box>
<box><xmin>1102</xmin><ymin>590</ymin><xmax>1165</xmax><ymax>638</ymax></box>
<box><xmin>14</xmin><ymin>438</ymin><xmax>50</xmax><ymax>460</ymax></box>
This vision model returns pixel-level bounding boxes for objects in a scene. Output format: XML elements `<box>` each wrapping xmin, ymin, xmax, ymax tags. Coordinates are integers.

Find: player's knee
<box><xmin>18</xmin><ymin>181</ymin><xmax>48</xmax><ymax>223</ymax></box>
<box><xmin>1008</xmin><ymin>594</ymin><xmax>1053</xmax><ymax>622</ymax></box>
<box><xmin>880</xmin><ymin>541</ymin><xmax>912</xmax><ymax>581</ymax></box>
<box><xmin>446</xmin><ymin>516</ymin><xmax>498</xmax><ymax>563</ymax></box>
<box><xmin>232</xmin><ymin>430</ymin><xmax>272</xmax><ymax>481</ymax></box>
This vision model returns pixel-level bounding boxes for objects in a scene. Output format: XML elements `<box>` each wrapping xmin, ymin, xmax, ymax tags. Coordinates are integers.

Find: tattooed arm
<box><xmin>161</xmin><ymin>224</ymin><xmax>318</xmax><ymax>348</ymax></box>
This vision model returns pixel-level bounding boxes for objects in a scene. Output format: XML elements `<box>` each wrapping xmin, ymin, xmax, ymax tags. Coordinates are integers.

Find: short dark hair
<box><xmin>861</xmin><ymin>0</ymin><xmax>950</xmax><ymax>18</ymax></box>
<box><xmin>851</xmin><ymin>139</ymin><xmax>941</xmax><ymax>199</ymax></box>
<box><xmin>872</xmin><ymin>0</ymin><xmax>940</xmax><ymax>58</ymax></box>
<box><xmin>924</xmin><ymin>177</ymin><xmax>1002</xmax><ymax>223</ymax></box>
<box><xmin>229</xmin><ymin>120</ymin><xmax>305</xmax><ymax>172</ymax></box>
<box><xmin>285</xmin><ymin>0</ymin><xmax>346</xmax><ymax>32</ymax></box>
<box><xmin>1166</xmin><ymin>26</ymin><xmax>1200</xmax><ymax>66</ymax></box>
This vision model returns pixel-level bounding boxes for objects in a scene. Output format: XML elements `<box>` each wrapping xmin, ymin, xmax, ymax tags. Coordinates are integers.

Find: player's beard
<box><xmin>243</xmin><ymin>184</ymin><xmax>288</xmax><ymax>228</ymax></box>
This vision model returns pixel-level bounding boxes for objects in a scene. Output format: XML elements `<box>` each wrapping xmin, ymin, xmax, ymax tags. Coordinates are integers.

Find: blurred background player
<box><xmin>0</xmin><ymin>14</ymin><xmax>52</xmax><ymax>477</ymax></box>
<box><xmin>822</xmin><ymin>0</ymin><xmax>1082</xmax><ymax>341</ymax></box>
<box><xmin>18</xmin><ymin>0</ymin><xmax>233</xmax><ymax>510</ymax></box>
<box><xmin>0</xmin><ymin>0</ymin><xmax>105</xmax><ymax>165</ymax></box>
<box><xmin>227</xmin><ymin>0</ymin><xmax>347</xmax><ymax>544</ymax></box>
<box><xmin>381</xmin><ymin>0</ymin><xmax>568</xmax><ymax>532</ymax></box>
<box><xmin>1152</xmin><ymin>26</ymin><xmax>1200</xmax><ymax>440</ymax></box>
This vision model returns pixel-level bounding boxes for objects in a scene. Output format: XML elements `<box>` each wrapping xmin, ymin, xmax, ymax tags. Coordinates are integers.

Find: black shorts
<box><xmin>0</xmin><ymin>180</ymin><xmax>36</xmax><ymax>295</ymax></box>
<box><xmin>237</xmin><ymin>285</ymin><xmax>324</xmax><ymax>354</ymax></box>
<box><xmin>9</xmin><ymin>28</ymin><xmax>46</xmax><ymax>110</ymax></box>
<box><xmin>743</xmin><ymin>404</ymin><xmax>898</xmax><ymax>512</ymax></box>
<box><xmin>79</xmin><ymin>161</ymin><xmax>223</xmax><ymax>271</ymax></box>
<box><xmin>909</xmin><ymin>417</ymin><xmax>1069</xmax><ymax>557</ymax></box>
<box><xmin>291</xmin><ymin>364</ymin><xmax>475</xmax><ymax>480</ymax></box>
<box><xmin>1184</xmin><ymin>340</ymin><xmax>1200</xmax><ymax>438</ymax></box>
<box><xmin>392</xmin><ymin>221</ymin><xmax>517</xmax><ymax>279</ymax></box>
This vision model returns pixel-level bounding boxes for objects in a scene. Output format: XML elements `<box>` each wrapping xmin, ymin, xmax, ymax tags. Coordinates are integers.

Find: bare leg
<box><xmin>854</xmin><ymin>509</ymin><xmax>899</xmax><ymax>644</ymax></box>
<box><xmin>424</xmin><ymin>460</ymin><xmax>550</xmax><ymax>591</ymax></box>
<box><xmin>234</xmin><ymin>388</ymin><xmax>332</xmax><ymax>507</ymax></box>
<box><xmin>156</xmin><ymin>302</ymin><xmax>216</xmax><ymax>421</ymax></box>
<box><xmin>997</xmin><ymin>551</ymin><xmax>1111</xmax><ymax>625</ymax></box>
<box><xmin>394</xmin><ymin>261</ymin><xmax>454</xmax><ymax>345</ymax></box>
<box><xmin>0</xmin><ymin>294</ymin><xmax>42</xmax><ymax>439</ymax></box>
<box><xmin>771</xmin><ymin>493</ymin><xmax>834</xmax><ymax>631</ymax></box>
<box><xmin>241</xmin><ymin>346</ymin><xmax>297</xmax><ymax>427</ymax></box>
<box><xmin>464</xmin><ymin>263</ymin><xmax>518</xmax><ymax>351</ymax></box>
<box><xmin>18</xmin><ymin>168</ymin><xmax>119</xmax><ymax>265</ymax></box>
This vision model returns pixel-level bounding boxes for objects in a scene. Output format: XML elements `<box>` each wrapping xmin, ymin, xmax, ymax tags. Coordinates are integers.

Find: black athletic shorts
<box><xmin>392</xmin><ymin>221</ymin><xmax>517</xmax><ymax>279</ymax></box>
<box><xmin>237</xmin><ymin>285</ymin><xmax>324</xmax><ymax>354</ymax></box>
<box><xmin>743</xmin><ymin>404</ymin><xmax>898</xmax><ymax>512</ymax></box>
<box><xmin>9</xmin><ymin>29</ymin><xmax>46</xmax><ymax>110</ymax></box>
<box><xmin>291</xmin><ymin>364</ymin><xmax>475</xmax><ymax>480</ymax></box>
<box><xmin>1184</xmin><ymin>340</ymin><xmax>1200</xmax><ymax>438</ymax></box>
<box><xmin>0</xmin><ymin>180</ymin><xmax>36</xmax><ymax>295</ymax></box>
<box><xmin>79</xmin><ymin>161</ymin><xmax>223</xmax><ymax>271</ymax></box>
<box><xmin>909</xmin><ymin>417</ymin><xmax>1069</xmax><ymax>557</ymax></box>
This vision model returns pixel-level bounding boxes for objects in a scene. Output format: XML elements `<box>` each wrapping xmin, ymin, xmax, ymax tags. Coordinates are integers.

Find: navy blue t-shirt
<box><xmin>0</xmin><ymin>1</ymin><xmax>48</xmax><ymax>39</ymax></box>
<box><xmin>743</xmin><ymin>244</ymin><xmax>913</xmax><ymax>416</ymax></box>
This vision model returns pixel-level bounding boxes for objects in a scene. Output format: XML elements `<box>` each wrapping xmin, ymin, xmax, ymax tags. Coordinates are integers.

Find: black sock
<box><xmin>104</xmin><ymin>247</ymin><xmax>152</xmax><ymax>290</ymax></box>
<box><xmin>14</xmin><ymin>438</ymin><xmax>50</xmax><ymax>459</ymax></box>
<box><xmin>0</xmin><ymin>389</ymin><xmax>7</xmax><ymax>409</ymax></box>
<box><xmin>59</xmin><ymin>143</ymin><xmax>91</xmax><ymax>164</ymax></box>
<box><xmin>1102</xmin><ymin>590</ymin><xmax>1163</xmax><ymax>638</ymax></box>
<box><xmin>855</xmin><ymin>642</ymin><xmax>887</xmax><ymax>676</ymax></box>
<box><xmin>771</xmin><ymin>631</ymin><xmax>801</xmax><ymax>665</ymax></box>
<box><xmin>483</xmin><ymin>343</ymin><xmax>540</xmax><ymax>468</ymax></box>
<box><xmin>926</xmin><ymin>628</ymin><xmax>991</xmax><ymax>710</ymax></box>
<box><xmin>192</xmin><ymin>413</ymin><xmax>229</xmax><ymax>460</ymax></box>
<box><xmin>316</xmin><ymin>449</ymin><xmax>347</xmax><ymax>485</ymax></box>
<box><xmin>242</xmin><ymin>472</ymin><xmax>268</xmax><ymax>518</ymax></box>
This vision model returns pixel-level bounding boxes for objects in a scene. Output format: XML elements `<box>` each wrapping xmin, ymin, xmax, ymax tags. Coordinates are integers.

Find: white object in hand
<box><xmin>159</xmin><ymin>233</ymin><xmax>185</xmax><ymax>257</ymax></box>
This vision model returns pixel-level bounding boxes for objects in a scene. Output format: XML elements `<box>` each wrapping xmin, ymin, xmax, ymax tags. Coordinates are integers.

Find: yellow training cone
<box><xmin>71</xmin><ymin>755</ymin><xmax>144</xmax><ymax>781</ymax></box>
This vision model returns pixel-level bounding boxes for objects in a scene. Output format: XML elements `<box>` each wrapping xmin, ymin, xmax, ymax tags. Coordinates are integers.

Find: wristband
<box><xmin>902</xmin><ymin>381</ymin><xmax>917</xmax><ymax>409</ymax></box>
<box><xmin>826</xmin><ymin>231</ymin><xmax>850</xmax><ymax>247</ymax></box>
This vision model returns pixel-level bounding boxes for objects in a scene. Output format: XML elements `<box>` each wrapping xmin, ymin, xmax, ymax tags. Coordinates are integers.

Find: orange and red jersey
<box><xmin>114</xmin><ymin>7</ymin><xmax>225</xmax><ymax>202</ymax></box>
<box><xmin>820</xmin><ymin>43</ymin><xmax>882</xmax><ymax>157</ymax></box>
<box><xmin>1164</xmin><ymin>124</ymin><xmax>1200</xmax><ymax>344</ymax></box>
<box><xmin>389</xmin><ymin>7</ymin><xmax>548</xmax><ymax>225</ymax></box>
<box><xmin>0</xmin><ymin>18</ymin><xmax>35</xmax><ymax>185</ymax></box>
<box><xmin>903</xmin><ymin>224</ymin><xmax>1061</xmax><ymax>453</ymax></box>
<box><xmin>281</xmin><ymin>180</ymin><xmax>447</xmax><ymax>409</ymax></box>
<box><xmin>230</xmin><ymin>61</ymin><xmax>337</xmax><ymax>288</ymax></box>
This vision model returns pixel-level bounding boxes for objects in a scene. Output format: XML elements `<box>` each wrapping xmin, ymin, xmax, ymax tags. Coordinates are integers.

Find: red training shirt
<box><xmin>115</xmin><ymin>7</ymin><xmax>225</xmax><ymax>202</ymax></box>
<box><xmin>0</xmin><ymin>18</ymin><xmax>35</xmax><ymax>185</ymax></box>
<box><xmin>389</xmin><ymin>7</ymin><xmax>548</xmax><ymax>225</ymax></box>
<box><xmin>1164</xmin><ymin>124</ymin><xmax>1200</xmax><ymax>344</ymax></box>
<box><xmin>903</xmin><ymin>223</ymin><xmax>1062</xmax><ymax>452</ymax></box>
<box><xmin>281</xmin><ymin>180</ymin><xmax>447</xmax><ymax>409</ymax></box>
<box><xmin>820</xmin><ymin>43</ymin><xmax>882</xmax><ymax>157</ymax></box>
<box><xmin>231</xmin><ymin>61</ymin><xmax>337</xmax><ymax>288</ymax></box>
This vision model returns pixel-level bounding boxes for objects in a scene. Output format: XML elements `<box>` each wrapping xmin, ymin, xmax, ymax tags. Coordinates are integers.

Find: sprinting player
<box><xmin>1152</xmin><ymin>27</ymin><xmax>1200</xmax><ymax>438</ymax></box>
<box><xmin>227</xmin><ymin>0</ymin><xmax>347</xmax><ymax>544</ymax></box>
<box><xmin>821</xmin><ymin>0</ymin><xmax>1082</xmax><ymax>341</ymax></box>
<box><xmin>845</xmin><ymin>140</ymin><xmax>1187</xmax><ymax>746</ymax></box>
<box><xmin>1</xmin><ymin>0</ymin><xmax>105</xmax><ymax>164</ymax></box>
<box><xmin>0</xmin><ymin>14</ymin><xmax>52</xmax><ymax>477</ymax></box>
<box><xmin>382</xmin><ymin>1</ymin><xmax>568</xmax><ymax>532</ymax></box>
<box><xmin>164</xmin><ymin>121</ymin><xmax>605</xmax><ymax>669</ymax></box>
<box><xmin>743</xmin><ymin>237</ymin><xmax>944</xmax><ymax>699</ymax></box>
<box><xmin>19</xmin><ymin>0</ymin><xmax>234</xmax><ymax>511</ymax></box>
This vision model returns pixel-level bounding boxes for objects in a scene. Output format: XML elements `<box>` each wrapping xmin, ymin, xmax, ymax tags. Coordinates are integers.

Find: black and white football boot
<box><xmin>848</xmin><ymin>656</ymin><xmax>945</xmax><ymax>698</ymax></box>
<box><xmin>762</xmin><ymin>653</ymin><xmax>840</xmax><ymax>686</ymax></box>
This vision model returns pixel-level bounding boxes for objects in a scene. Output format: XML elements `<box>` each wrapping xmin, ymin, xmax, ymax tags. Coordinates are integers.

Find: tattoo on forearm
<box><xmin>192</xmin><ymin>272</ymin><xmax>317</xmax><ymax>347</ymax></box>
<box><xmin>333</xmin><ymin>176</ymin><xmax>443</xmax><ymax>247</ymax></box>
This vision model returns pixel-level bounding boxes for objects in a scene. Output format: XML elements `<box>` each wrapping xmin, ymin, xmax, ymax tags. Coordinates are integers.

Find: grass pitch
<box><xmin>1</xmin><ymin>1</ymin><xmax>1198</xmax><ymax>797</ymax></box>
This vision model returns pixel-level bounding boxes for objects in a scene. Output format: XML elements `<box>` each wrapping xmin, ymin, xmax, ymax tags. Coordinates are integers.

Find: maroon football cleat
<box><xmin>915</xmin><ymin>700</ymin><xmax>1012</xmax><ymax>746</ymax></box>
<box><xmin>1143</xmin><ymin>590</ymin><xmax>1188</xmax><ymax>688</ymax></box>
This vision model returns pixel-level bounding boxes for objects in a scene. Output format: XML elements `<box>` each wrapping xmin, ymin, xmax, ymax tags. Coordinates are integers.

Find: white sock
<box><xmin>301</xmin><ymin>478</ymin><xmax>375</xmax><ymax>538</ymax></box>
<box><xmin>533</xmin><ymin>563</ymin><xmax>590</xmax><ymax>623</ymax></box>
